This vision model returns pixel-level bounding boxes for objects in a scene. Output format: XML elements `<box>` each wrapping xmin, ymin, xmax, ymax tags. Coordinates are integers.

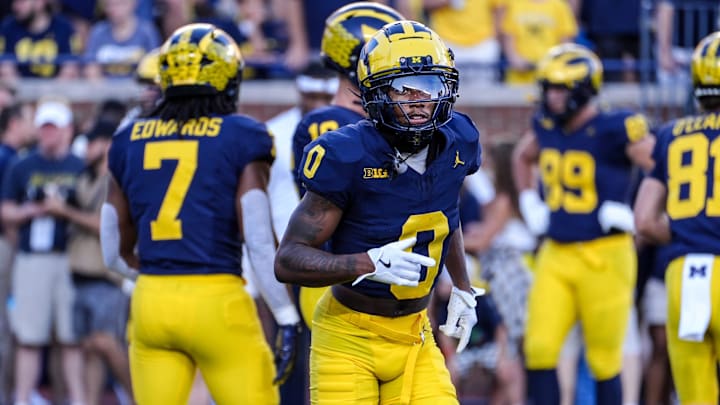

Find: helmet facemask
<box><xmin>362</xmin><ymin>65</ymin><xmax>458</xmax><ymax>153</ymax></box>
<box><xmin>540</xmin><ymin>78</ymin><xmax>596</xmax><ymax>126</ymax></box>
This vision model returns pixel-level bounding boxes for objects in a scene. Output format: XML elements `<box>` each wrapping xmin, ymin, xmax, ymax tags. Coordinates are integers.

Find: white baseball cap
<box><xmin>34</xmin><ymin>101</ymin><xmax>73</xmax><ymax>128</ymax></box>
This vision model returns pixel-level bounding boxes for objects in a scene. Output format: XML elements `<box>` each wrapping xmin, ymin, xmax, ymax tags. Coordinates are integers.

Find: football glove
<box><xmin>598</xmin><ymin>200</ymin><xmax>635</xmax><ymax>234</ymax></box>
<box><xmin>439</xmin><ymin>287</ymin><xmax>479</xmax><ymax>353</ymax></box>
<box><xmin>519</xmin><ymin>189</ymin><xmax>550</xmax><ymax>236</ymax></box>
<box><xmin>273</xmin><ymin>322</ymin><xmax>302</xmax><ymax>385</ymax></box>
<box><xmin>353</xmin><ymin>237</ymin><xmax>436</xmax><ymax>287</ymax></box>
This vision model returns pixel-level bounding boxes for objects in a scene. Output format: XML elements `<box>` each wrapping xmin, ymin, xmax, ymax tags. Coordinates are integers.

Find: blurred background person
<box><xmin>575</xmin><ymin>0</ymin><xmax>642</xmax><ymax>83</ymax></box>
<box><xmin>425</xmin><ymin>0</ymin><xmax>506</xmax><ymax>83</ymax></box>
<box><xmin>83</xmin><ymin>0</ymin><xmax>160</xmax><ymax>80</ymax></box>
<box><xmin>500</xmin><ymin>0</ymin><xmax>577</xmax><ymax>85</ymax></box>
<box><xmin>0</xmin><ymin>101</ymin><xmax>36</xmax><ymax>405</ymax></box>
<box><xmin>0</xmin><ymin>0</ymin><xmax>80</xmax><ymax>80</ymax></box>
<box><xmin>2</xmin><ymin>97</ymin><xmax>86</xmax><ymax>405</ymax></box>
<box><xmin>45</xmin><ymin>117</ymin><xmax>134</xmax><ymax>405</ymax></box>
<box><xmin>655</xmin><ymin>0</ymin><xmax>718</xmax><ymax>86</ymax></box>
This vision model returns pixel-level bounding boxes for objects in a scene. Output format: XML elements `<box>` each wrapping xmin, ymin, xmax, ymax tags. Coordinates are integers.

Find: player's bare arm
<box><xmin>634</xmin><ymin>177</ymin><xmax>671</xmax><ymax>245</ymax></box>
<box><xmin>443</xmin><ymin>228</ymin><xmax>473</xmax><ymax>293</ymax></box>
<box><xmin>106</xmin><ymin>176</ymin><xmax>139</xmax><ymax>270</ymax></box>
<box><xmin>275</xmin><ymin>191</ymin><xmax>374</xmax><ymax>287</ymax></box>
<box><xmin>511</xmin><ymin>129</ymin><xmax>540</xmax><ymax>191</ymax></box>
<box><xmin>626</xmin><ymin>133</ymin><xmax>656</xmax><ymax>172</ymax></box>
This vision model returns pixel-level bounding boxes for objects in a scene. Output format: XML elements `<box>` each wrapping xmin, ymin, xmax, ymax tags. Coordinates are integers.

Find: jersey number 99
<box><xmin>539</xmin><ymin>149</ymin><xmax>598</xmax><ymax>213</ymax></box>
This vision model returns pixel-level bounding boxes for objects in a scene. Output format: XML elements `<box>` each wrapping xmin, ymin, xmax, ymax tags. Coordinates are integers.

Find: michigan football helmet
<box><xmin>321</xmin><ymin>2</ymin><xmax>404</xmax><ymax>82</ymax></box>
<box><xmin>135</xmin><ymin>48</ymin><xmax>160</xmax><ymax>85</ymax></box>
<box><xmin>692</xmin><ymin>31</ymin><xmax>720</xmax><ymax>104</ymax></box>
<box><xmin>357</xmin><ymin>20</ymin><xmax>459</xmax><ymax>153</ymax></box>
<box><xmin>159</xmin><ymin>23</ymin><xmax>243</xmax><ymax>98</ymax></box>
<box><xmin>536</xmin><ymin>43</ymin><xmax>603</xmax><ymax>123</ymax></box>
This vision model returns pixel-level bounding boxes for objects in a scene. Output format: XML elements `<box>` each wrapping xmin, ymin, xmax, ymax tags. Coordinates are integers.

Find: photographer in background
<box><xmin>1</xmin><ymin>98</ymin><xmax>86</xmax><ymax>405</ymax></box>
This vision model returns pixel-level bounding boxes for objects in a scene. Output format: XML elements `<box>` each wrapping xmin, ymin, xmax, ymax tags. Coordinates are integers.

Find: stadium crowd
<box><xmin>0</xmin><ymin>0</ymin><xmax>719</xmax><ymax>405</ymax></box>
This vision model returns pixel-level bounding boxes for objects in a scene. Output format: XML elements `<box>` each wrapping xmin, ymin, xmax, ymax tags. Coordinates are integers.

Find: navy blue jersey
<box><xmin>292</xmin><ymin>105</ymin><xmax>364</xmax><ymax>192</ymax></box>
<box><xmin>533</xmin><ymin>109</ymin><xmax>649</xmax><ymax>242</ymax></box>
<box><xmin>650</xmin><ymin>112</ymin><xmax>720</xmax><ymax>263</ymax></box>
<box><xmin>0</xmin><ymin>15</ymin><xmax>77</xmax><ymax>77</ymax></box>
<box><xmin>1</xmin><ymin>151</ymin><xmax>84</xmax><ymax>252</ymax></box>
<box><xmin>108</xmin><ymin>114</ymin><xmax>274</xmax><ymax>275</ymax></box>
<box><xmin>299</xmin><ymin>111</ymin><xmax>481</xmax><ymax>300</ymax></box>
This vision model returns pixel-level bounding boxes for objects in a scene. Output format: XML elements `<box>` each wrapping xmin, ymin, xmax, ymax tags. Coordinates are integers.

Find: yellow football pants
<box><xmin>524</xmin><ymin>234</ymin><xmax>636</xmax><ymax>379</ymax></box>
<box><xmin>666</xmin><ymin>256</ymin><xmax>720</xmax><ymax>404</ymax></box>
<box><xmin>310</xmin><ymin>291</ymin><xmax>457</xmax><ymax>405</ymax></box>
<box><xmin>299</xmin><ymin>286</ymin><xmax>329</xmax><ymax>330</ymax></box>
<box><xmin>130</xmin><ymin>274</ymin><xmax>278</xmax><ymax>405</ymax></box>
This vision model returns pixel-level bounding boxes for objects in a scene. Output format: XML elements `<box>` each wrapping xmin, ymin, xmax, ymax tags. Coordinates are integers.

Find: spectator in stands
<box><xmin>656</xmin><ymin>0</ymin><xmax>718</xmax><ymax>85</ymax></box>
<box><xmin>576</xmin><ymin>0</ymin><xmax>642</xmax><ymax>82</ymax></box>
<box><xmin>0</xmin><ymin>0</ymin><xmax>80</xmax><ymax>79</ymax></box>
<box><xmin>435</xmin><ymin>271</ymin><xmax>524</xmax><ymax>404</ymax></box>
<box><xmin>0</xmin><ymin>101</ymin><xmax>35</xmax><ymax>405</ymax></box>
<box><xmin>639</xmin><ymin>244</ymin><xmax>674</xmax><ymax>404</ymax></box>
<box><xmin>425</xmin><ymin>0</ymin><xmax>506</xmax><ymax>83</ymax></box>
<box><xmin>284</xmin><ymin>0</ymin><xmax>403</xmax><ymax>72</ymax></box>
<box><xmin>83</xmin><ymin>0</ymin><xmax>161</xmax><ymax>79</ymax></box>
<box><xmin>2</xmin><ymin>97</ymin><xmax>86</xmax><ymax>405</ymax></box>
<box><xmin>118</xmin><ymin>49</ymin><xmax>159</xmax><ymax>129</ymax></box>
<box><xmin>501</xmin><ymin>0</ymin><xmax>577</xmax><ymax>85</ymax></box>
<box><xmin>463</xmin><ymin>140</ymin><xmax>534</xmax><ymax>346</ymax></box>
<box><xmin>46</xmin><ymin>117</ymin><xmax>134</xmax><ymax>405</ymax></box>
<box><xmin>0</xmin><ymin>82</ymin><xmax>16</xmax><ymax>111</ymax></box>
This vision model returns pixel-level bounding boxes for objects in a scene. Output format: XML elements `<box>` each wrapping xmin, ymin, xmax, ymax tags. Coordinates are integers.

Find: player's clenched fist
<box><xmin>353</xmin><ymin>237</ymin><xmax>436</xmax><ymax>287</ymax></box>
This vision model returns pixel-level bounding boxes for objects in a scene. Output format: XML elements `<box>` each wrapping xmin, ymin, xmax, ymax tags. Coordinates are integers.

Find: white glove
<box><xmin>439</xmin><ymin>286</ymin><xmax>479</xmax><ymax>353</ymax></box>
<box><xmin>121</xmin><ymin>278</ymin><xmax>135</xmax><ymax>296</ymax></box>
<box><xmin>519</xmin><ymin>189</ymin><xmax>550</xmax><ymax>236</ymax></box>
<box><xmin>353</xmin><ymin>237</ymin><xmax>436</xmax><ymax>287</ymax></box>
<box><xmin>598</xmin><ymin>200</ymin><xmax>635</xmax><ymax>234</ymax></box>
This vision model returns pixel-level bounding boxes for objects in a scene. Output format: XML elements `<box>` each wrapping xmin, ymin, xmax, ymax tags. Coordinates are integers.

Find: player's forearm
<box><xmin>634</xmin><ymin>179</ymin><xmax>671</xmax><ymax>245</ymax></box>
<box><xmin>656</xmin><ymin>2</ymin><xmax>674</xmax><ymax>52</ymax></box>
<box><xmin>1</xmin><ymin>202</ymin><xmax>39</xmax><ymax>227</ymax></box>
<box><xmin>60</xmin><ymin>206</ymin><xmax>100</xmax><ymax>234</ymax></box>
<box><xmin>512</xmin><ymin>133</ymin><xmax>538</xmax><ymax>191</ymax></box>
<box><xmin>444</xmin><ymin>229</ymin><xmax>472</xmax><ymax>292</ymax></box>
<box><xmin>275</xmin><ymin>243</ymin><xmax>373</xmax><ymax>287</ymax></box>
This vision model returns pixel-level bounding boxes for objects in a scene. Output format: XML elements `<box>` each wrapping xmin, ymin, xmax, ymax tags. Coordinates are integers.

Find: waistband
<box><xmin>331</xmin><ymin>284</ymin><xmax>429</xmax><ymax>318</ymax></box>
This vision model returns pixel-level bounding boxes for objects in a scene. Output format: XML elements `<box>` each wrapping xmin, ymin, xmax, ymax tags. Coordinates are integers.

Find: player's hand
<box><xmin>354</xmin><ymin>237</ymin><xmax>436</xmax><ymax>287</ymax></box>
<box><xmin>273</xmin><ymin>323</ymin><xmax>302</xmax><ymax>385</ymax></box>
<box><xmin>439</xmin><ymin>287</ymin><xmax>478</xmax><ymax>353</ymax></box>
<box><xmin>598</xmin><ymin>200</ymin><xmax>635</xmax><ymax>234</ymax></box>
<box><xmin>519</xmin><ymin>189</ymin><xmax>550</xmax><ymax>236</ymax></box>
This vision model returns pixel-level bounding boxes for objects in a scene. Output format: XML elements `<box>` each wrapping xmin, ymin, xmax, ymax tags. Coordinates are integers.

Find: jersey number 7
<box><xmin>143</xmin><ymin>141</ymin><xmax>198</xmax><ymax>240</ymax></box>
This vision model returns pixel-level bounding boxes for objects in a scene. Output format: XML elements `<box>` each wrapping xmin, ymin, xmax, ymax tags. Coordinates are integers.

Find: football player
<box><xmin>635</xmin><ymin>31</ymin><xmax>720</xmax><ymax>404</ymax></box>
<box><xmin>100</xmin><ymin>23</ymin><xmax>301</xmax><ymax>404</ymax></box>
<box><xmin>275</xmin><ymin>20</ymin><xmax>481</xmax><ymax>404</ymax></box>
<box><xmin>512</xmin><ymin>44</ymin><xmax>654</xmax><ymax>404</ymax></box>
<box><xmin>290</xmin><ymin>1</ymin><xmax>405</xmax><ymax>328</ymax></box>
